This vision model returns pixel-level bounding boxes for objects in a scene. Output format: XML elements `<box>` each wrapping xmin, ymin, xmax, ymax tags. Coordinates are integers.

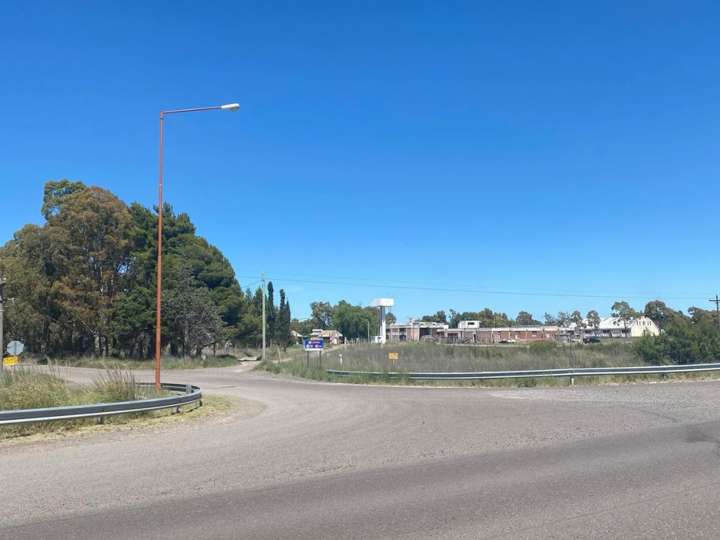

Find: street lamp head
<box><xmin>221</xmin><ymin>103</ymin><xmax>240</xmax><ymax>111</ymax></box>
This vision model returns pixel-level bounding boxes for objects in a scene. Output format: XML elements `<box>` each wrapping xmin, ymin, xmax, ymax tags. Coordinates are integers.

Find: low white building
<box><xmin>458</xmin><ymin>320</ymin><xmax>480</xmax><ymax>329</ymax></box>
<box><xmin>386</xmin><ymin>320</ymin><xmax>449</xmax><ymax>342</ymax></box>
<box><xmin>596</xmin><ymin>316</ymin><xmax>659</xmax><ymax>338</ymax></box>
<box><xmin>565</xmin><ymin>316</ymin><xmax>660</xmax><ymax>339</ymax></box>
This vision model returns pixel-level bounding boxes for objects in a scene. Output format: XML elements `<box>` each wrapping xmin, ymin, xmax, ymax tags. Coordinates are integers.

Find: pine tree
<box><xmin>266</xmin><ymin>281</ymin><xmax>276</xmax><ymax>346</ymax></box>
<box><xmin>276</xmin><ymin>289</ymin><xmax>292</xmax><ymax>351</ymax></box>
<box><xmin>284</xmin><ymin>300</ymin><xmax>292</xmax><ymax>345</ymax></box>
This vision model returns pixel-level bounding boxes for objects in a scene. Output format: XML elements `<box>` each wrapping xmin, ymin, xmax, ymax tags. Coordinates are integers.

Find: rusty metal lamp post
<box><xmin>0</xmin><ymin>276</ymin><xmax>6</xmax><ymax>371</ymax></box>
<box><xmin>155</xmin><ymin>103</ymin><xmax>240</xmax><ymax>390</ymax></box>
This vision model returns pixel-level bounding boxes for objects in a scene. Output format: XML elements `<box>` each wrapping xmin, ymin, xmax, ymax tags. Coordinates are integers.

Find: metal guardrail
<box><xmin>0</xmin><ymin>382</ymin><xmax>202</xmax><ymax>425</ymax></box>
<box><xmin>326</xmin><ymin>362</ymin><xmax>720</xmax><ymax>381</ymax></box>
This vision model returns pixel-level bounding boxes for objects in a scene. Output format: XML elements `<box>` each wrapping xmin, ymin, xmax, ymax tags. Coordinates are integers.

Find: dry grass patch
<box><xmin>0</xmin><ymin>393</ymin><xmax>262</xmax><ymax>444</ymax></box>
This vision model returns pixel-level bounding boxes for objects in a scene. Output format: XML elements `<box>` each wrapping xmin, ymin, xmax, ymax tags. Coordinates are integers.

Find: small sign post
<box><xmin>388</xmin><ymin>351</ymin><xmax>399</xmax><ymax>366</ymax></box>
<box><xmin>304</xmin><ymin>338</ymin><xmax>324</xmax><ymax>368</ymax></box>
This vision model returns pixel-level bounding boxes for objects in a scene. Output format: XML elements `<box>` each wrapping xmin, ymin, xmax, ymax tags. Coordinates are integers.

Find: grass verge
<box><xmin>286</xmin><ymin>341</ymin><xmax>643</xmax><ymax>373</ymax></box>
<box><xmin>0</xmin><ymin>393</ymin><xmax>259</xmax><ymax>444</ymax></box>
<box><xmin>0</xmin><ymin>367</ymin><xmax>165</xmax><ymax>439</ymax></box>
<box><xmin>43</xmin><ymin>354</ymin><xmax>245</xmax><ymax>370</ymax></box>
<box><xmin>257</xmin><ymin>358</ymin><xmax>720</xmax><ymax>388</ymax></box>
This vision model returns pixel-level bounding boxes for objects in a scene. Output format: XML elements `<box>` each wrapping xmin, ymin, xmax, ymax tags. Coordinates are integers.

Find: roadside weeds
<box><xmin>0</xmin><ymin>394</ymin><xmax>264</xmax><ymax>445</ymax></box>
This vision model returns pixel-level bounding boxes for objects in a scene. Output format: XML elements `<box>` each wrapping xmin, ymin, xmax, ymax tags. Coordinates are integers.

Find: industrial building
<box><xmin>386</xmin><ymin>316</ymin><xmax>659</xmax><ymax>344</ymax></box>
<box><xmin>386</xmin><ymin>321</ymin><xmax>449</xmax><ymax>342</ymax></box>
<box><xmin>441</xmin><ymin>325</ymin><xmax>560</xmax><ymax>344</ymax></box>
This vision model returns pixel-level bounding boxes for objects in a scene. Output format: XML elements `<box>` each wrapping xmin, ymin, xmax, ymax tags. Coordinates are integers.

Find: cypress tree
<box><xmin>266</xmin><ymin>281</ymin><xmax>276</xmax><ymax>345</ymax></box>
<box><xmin>276</xmin><ymin>289</ymin><xmax>292</xmax><ymax>351</ymax></box>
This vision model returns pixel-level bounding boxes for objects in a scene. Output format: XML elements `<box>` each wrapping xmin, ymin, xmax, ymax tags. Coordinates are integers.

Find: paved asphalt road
<box><xmin>3</xmin><ymin>366</ymin><xmax>720</xmax><ymax>539</ymax></box>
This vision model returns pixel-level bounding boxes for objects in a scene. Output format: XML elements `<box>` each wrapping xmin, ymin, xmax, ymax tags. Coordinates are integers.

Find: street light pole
<box><xmin>155</xmin><ymin>103</ymin><xmax>240</xmax><ymax>391</ymax></box>
<box><xmin>155</xmin><ymin>113</ymin><xmax>165</xmax><ymax>390</ymax></box>
<box><xmin>0</xmin><ymin>276</ymin><xmax>6</xmax><ymax>371</ymax></box>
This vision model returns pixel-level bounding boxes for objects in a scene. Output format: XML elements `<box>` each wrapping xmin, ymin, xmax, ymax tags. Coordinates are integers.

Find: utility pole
<box><xmin>0</xmin><ymin>275</ymin><xmax>6</xmax><ymax>372</ymax></box>
<box><xmin>710</xmin><ymin>294</ymin><xmax>720</xmax><ymax>329</ymax></box>
<box><xmin>261</xmin><ymin>274</ymin><xmax>266</xmax><ymax>361</ymax></box>
<box><xmin>367</xmin><ymin>319</ymin><xmax>370</xmax><ymax>344</ymax></box>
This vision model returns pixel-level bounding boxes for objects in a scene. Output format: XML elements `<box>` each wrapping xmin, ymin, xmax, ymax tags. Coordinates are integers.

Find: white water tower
<box><xmin>370</xmin><ymin>298</ymin><xmax>395</xmax><ymax>344</ymax></box>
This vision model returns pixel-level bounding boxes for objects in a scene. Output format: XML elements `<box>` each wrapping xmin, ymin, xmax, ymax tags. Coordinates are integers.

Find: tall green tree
<box><xmin>266</xmin><ymin>281</ymin><xmax>276</xmax><ymax>345</ymax></box>
<box><xmin>275</xmin><ymin>289</ymin><xmax>292</xmax><ymax>351</ymax></box>
<box><xmin>0</xmin><ymin>224</ymin><xmax>56</xmax><ymax>354</ymax></box>
<box><xmin>41</xmin><ymin>179</ymin><xmax>87</xmax><ymax>220</ymax></box>
<box><xmin>290</xmin><ymin>318</ymin><xmax>315</xmax><ymax>337</ymax></box>
<box><xmin>47</xmin><ymin>186</ymin><xmax>132</xmax><ymax>356</ymax></box>
<box><xmin>570</xmin><ymin>310</ymin><xmax>583</xmax><ymax>335</ymax></box>
<box><xmin>611</xmin><ymin>301</ymin><xmax>638</xmax><ymax>336</ymax></box>
<box><xmin>310</xmin><ymin>301</ymin><xmax>334</xmax><ymax>329</ymax></box>
<box><xmin>0</xmin><ymin>180</ymin><xmax>287</xmax><ymax>358</ymax></box>
<box><xmin>421</xmin><ymin>310</ymin><xmax>448</xmax><ymax>324</ymax></box>
<box><xmin>515</xmin><ymin>311</ymin><xmax>540</xmax><ymax>326</ymax></box>
<box><xmin>448</xmin><ymin>308</ymin><xmax>511</xmax><ymax>328</ymax></box>
<box><xmin>333</xmin><ymin>300</ymin><xmax>376</xmax><ymax>340</ymax></box>
<box><xmin>634</xmin><ymin>311</ymin><xmax>720</xmax><ymax>365</ymax></box>
<box><xmin>163</xmin><ymin>264</ymin><xmax>226</xmax><ymax>357</ymax></box>
<box><xmin>644</xmin><ymin>300</ymin><xmax>682</xmax><ymax>330</ymax></box>
<box><xmin>586</xmin><ymin>310</ymin><xmax>601</xmax><ymax>330</ymax></box>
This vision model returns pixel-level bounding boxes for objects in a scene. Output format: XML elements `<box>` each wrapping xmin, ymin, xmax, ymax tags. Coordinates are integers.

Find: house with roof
<box><xmin>562</xmin><ymin>316</ymin><xmax>660</xmax><ymax>339</ymax></box>
<box><xmin>310</xmin><ymin>329</ymin><xmax>344</xmax><ymax>345</ymax></box>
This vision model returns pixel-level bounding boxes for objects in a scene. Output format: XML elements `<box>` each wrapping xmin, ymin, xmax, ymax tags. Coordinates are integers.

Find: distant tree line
<box><xmin>413</xmin><ymin>302</ymin><xmax>659</xmax><ymax>331</ymax></box>
<box><xmin>290</xmin><ymin>300</ymin><xmax>384</xmax><ymax>341</ymax></box>
<box><xmin>0</xmin><ymin>180</ymin><xmax>292</xmax><ymax>358</ymax></box>
<box><xmin>634</xmin><ymin>301</ymin><xmax>720</xmax><ymax>365</ymax></box>
<box><xmin>415</xmin><ymin>300</ymin><xmax>720</xmax><ymax>365</ymax></box>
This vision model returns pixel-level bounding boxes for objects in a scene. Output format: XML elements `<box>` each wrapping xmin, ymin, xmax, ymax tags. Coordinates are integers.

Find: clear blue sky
<box><xmin>2</xmin><ymin>1</ymin><xmax>719</xmax><ymax>321</ymax></box>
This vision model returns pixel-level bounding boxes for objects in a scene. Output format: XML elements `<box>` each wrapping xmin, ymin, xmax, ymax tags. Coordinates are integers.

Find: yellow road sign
<box><xmin>388</xmin><ymin>352</ymin><xmax>399</xmax><ymax>361</ymax></box>
<box><xmin>2</xmin><ymin>356</ymin><xmax>19</xmax><ymax>367</ymax></box>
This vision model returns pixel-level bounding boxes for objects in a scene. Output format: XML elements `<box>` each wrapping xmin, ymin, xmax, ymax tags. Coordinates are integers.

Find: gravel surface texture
<box><xmin>2</xmin><ymin>365</ymin><xmax>720</xmax><ymax>538</ymax></box>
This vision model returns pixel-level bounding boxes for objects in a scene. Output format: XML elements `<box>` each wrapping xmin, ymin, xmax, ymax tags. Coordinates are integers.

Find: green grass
<box><xmin>45</xmin><ymin>354</ymin><xmax>245</xmax><ymax>370</ymax></box>
<box><xmin>0</xmin><ymin>368</ymin><xmax>76</xmax><ymax>410</ymax></box>
<box><xmin>0</xmin><ymin>367</ymin><xmax>167</xmax><ymax>438</ymax></box>
<box><xmin>282</xmin><ymin>341</ymin><xmax>642</xmax><ymax>373</ymax></box>
<box><xmin>24</xmin><ymin>344</ymin><xmax>302</xmax><ymax>370</ymax></box>
<box><xmin>261</xmin><ymin>354</ymin><xmax>720</xmax><ymax>388</ymax></box>
<box><xmin>260</xmin><ymin>341</ymin><xmax>700</xmax><ymax>388</ymax></box>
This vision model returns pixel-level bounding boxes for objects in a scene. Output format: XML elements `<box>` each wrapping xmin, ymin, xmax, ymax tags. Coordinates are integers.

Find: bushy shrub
<box><xmin>633</xmin><ymin>317</ymin><xmax>720</xmax><ymax>365</ymax></box>
<box><xmin>0</xmin><ymin>369</ymin><xmax>72</xmax><ymax>410</ymax></box>
<box><xmin>91</xmin><ymin>369</ymin><xmax>139</xmax><ymax>402</ymax></box>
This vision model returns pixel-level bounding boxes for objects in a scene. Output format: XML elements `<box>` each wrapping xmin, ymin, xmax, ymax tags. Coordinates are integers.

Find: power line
<box><xmin>235</xmin><ymin>273</ymin><xmax>708</xmax><ymax>302</ymax></box>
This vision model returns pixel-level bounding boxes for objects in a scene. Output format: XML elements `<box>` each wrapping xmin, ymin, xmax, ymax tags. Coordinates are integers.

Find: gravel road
<box><xmin>2</xmin><ymin>366</ymin><xmax>720</xmax><ymax>538</ymax></box>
